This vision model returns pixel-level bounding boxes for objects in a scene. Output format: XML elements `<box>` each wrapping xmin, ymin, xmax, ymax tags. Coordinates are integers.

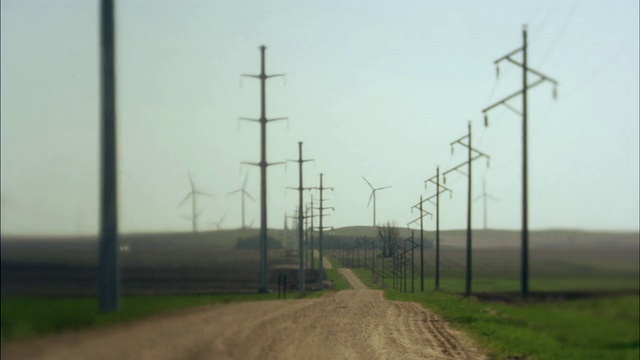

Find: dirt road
<box><xmin>338</xmin><ymin>268</ymin><xmax>367</xmax><ymax>289</ymax></box>
<box><xmin>313</xmin><ymin>249</ymin><xmax>333</xmax><ymax>270</ymax></box>
<box><xmin>3</xmin><ymin>269</ymin><xmax>485</xmax><ymax>360</ymax></box>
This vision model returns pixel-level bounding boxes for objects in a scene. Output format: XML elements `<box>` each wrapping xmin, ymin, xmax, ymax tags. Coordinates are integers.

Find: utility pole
<box><xmin>408</xmin><ymin>198</ymin><xmax>433</xmax><ymax>292</ymax></box>
<box><xmin>304</xmin><ymin>205</ymin><xmax>313</xmax><ymax>268</ymax></box>
<box><xmin>424</xmin><ymin>167</ymin><xmax>453</xmax><ymax>290</ymax></box>
<box><xmin>312</xmin><ymin>174</ymin><xmax>334</xmax><ymax>289</ymax></box>
<box><xmin>240</xmin><ymin>45</ymin><xmax>287</xmax><ymax>293</ymax></box>
<box><xmin>403</xmin><ymin>232</ymin><xmax>418</xmax><ymax>293</ymax></box>
<box><xmin>443</xmin><ymin>123</ymin><xmax>489</xmax><ymax>297</ymax></box>
<box><xmin>99</xmin><ymin>0</ymin><xmax>119</xmax><ymax>313</ymax></box>
<box><xmin>309</xmin><ymin>194</ymin><xmax>315</xmax><ymax>270</ymax></box>
<box><xmin>483</xmin><ymin>25</ymin><xmax>558</xmax><ymax>298</ymax></box>
<box><xmin>286</xmin><ymin>209</ymin><xmax>298</xmax><ymax>249</ymax></box>
<box><xmin>287</xmin><ymin>142</ymin><xmax>314</xmax><ymax>292</ymax></box>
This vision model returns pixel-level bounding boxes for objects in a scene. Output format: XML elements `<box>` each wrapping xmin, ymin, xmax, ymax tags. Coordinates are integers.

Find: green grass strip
<box><xmin>324</xmin><ymin>255</ymin><xmax>351</xmax><ymax>291</ymax></box>
<box><xmin>1</xmin><ymin>293</ymin><xmax>285</xmax><ymax>342</ymax></box>
<box><xmin>352</xmin><ymin>268</ymin><xmax>639</xmax><ymax>360</ymax></box>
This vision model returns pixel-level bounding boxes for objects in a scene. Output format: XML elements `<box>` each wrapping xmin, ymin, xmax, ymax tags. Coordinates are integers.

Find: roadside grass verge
<box><xmin>353</xmin><ymin>268</ymin><xmax>639</xmax><ymax>360</ymax></box>
<box><xmin>324</xmin><ymin>255</ymin><xmax>351</xmax><ymax>291</ymax></box>
<box><xmin>1</xmin><ymin>293</ymin><xmax>283</xmax><ymax>342</ymax></box>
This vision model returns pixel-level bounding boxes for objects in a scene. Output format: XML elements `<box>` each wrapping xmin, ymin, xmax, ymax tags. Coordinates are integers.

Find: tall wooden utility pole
<box><xmin>409</xmin><ymin>198</ymin><xmax>433</xmax><ymax>292</ymax></box>
<box><xmin>313</xmin><ymin>174</ymin><xmax>333</xmax><ymax>289</ymax></box>
<box><xmin>483</xmin><ymin>25</ymin><xmax>558</xmax><ymax>298</ymax></box>
<box><xmin>424</xmin><ymin>167</ymin><xmax>452</xmax><ymax>290</ymax></box>
<box><xmin>287</xmin><ymin>142</ymin><xmax>313</xmax><ymax>291</ymax></box>
<box><xmin>443</xmin><ymin>123</ymin><xmax>489</xmax><ymax>297</ymax></box>
<box><xmin>240</xmin><ymin>46</ymin><xmax>287</xmax><ymax>293</ymax></box>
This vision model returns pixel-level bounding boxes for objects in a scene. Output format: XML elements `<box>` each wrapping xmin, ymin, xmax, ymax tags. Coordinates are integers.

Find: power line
<box><xmin>537</xmin><ymin>0</ymin><xmax>581</xmax><ymax>67</ymax></box>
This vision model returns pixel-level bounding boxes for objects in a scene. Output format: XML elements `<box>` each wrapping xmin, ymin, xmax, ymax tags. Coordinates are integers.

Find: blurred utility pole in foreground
<box><xmin>99</xmin><ymin>0</ymin><xmax>120</xmax><ymax>312</ymax></box>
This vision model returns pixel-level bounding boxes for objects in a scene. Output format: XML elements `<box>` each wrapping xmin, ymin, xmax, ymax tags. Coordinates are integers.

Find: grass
<box><xmin>324</xmin><ymin>255</ymin><xmax>351</xmax><ymax>291</ymax></box>
<box><xmin>1</xmin><ymin>254</ymin><xmax>352</xmax><ymax>343</ymax></box>
<box><xmin>1</xmin><ymin>292</ymin><xmax>286</xmax><ymax>342</ymax></box>
<box><xmin>351</xmin><ymin>267</ymin><xmax>640</xmax><ymax>360</ymax></box>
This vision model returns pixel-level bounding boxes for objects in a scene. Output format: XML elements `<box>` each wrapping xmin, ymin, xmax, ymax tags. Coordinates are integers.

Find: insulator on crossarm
<box><xmin>443</xmin><ymin>176</ymin><xmax>447</xmax><ymax>185</ymax></box>
<box><xmin>486</xmin><ymin>158</ymin><xmax>491</xmax><ymax>168</ymax></box>
<box><xmin>496</xmin><ymin>65</ymin><xmax>500</xmax><ymax>79</ymax></box>
<box><xmin>451</xmin><ymin>146</ymin><xmax>454</xmax><ymax>155</ymax></box>
<box><xmin>484</xmin><ymin>114</ymin><xmax>489</xmax><ymax>127</ymax></box>
<box><xmin>553</xmin><ymin>86</ymin><xmax>558</xmax><ymax>100</ymax></box>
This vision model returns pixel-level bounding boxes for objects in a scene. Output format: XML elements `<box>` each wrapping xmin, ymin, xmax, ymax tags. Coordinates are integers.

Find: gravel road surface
<box><xmin>3</xmin><ymin>269</ymin><xmax>485</xmax><ymax>360</ymax></box>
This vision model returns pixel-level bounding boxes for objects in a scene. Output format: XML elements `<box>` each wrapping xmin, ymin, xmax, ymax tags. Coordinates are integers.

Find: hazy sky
<box><xmin>1</xmin><ymin>0</ymin><xmax>638</xmax><ymax>236</ymax></box>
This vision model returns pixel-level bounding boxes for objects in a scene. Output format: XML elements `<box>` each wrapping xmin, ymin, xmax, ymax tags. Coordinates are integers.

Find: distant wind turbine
<box><xmin>210</xmin><ymin>215</ymin><xmax>226</xmax><ymax>230</ymax></box>
<box><xmin>362</xmin><ymin>176</ymin><xmax>391</xmax><ymax>227</ymax></box>
<box><xmin>227</xmin><ymin>174</ymin><xmax>256</xmax><ymax>229</ymax></box>
<box><xmin>474</xmin><ymin>178</ymin><xmax>499</xmax><ymax>230</ymax></box>
<box><xmin>178</xmin><ymin>173</ymin><xmax>213</xmax><ymax>233</ymax></box>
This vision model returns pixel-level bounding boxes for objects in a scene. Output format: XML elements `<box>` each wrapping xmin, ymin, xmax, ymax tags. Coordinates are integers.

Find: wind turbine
<box><xmin>178</xmin><ymin>173</ymin><xmax>212</xmax><ymax>233</ymax></box>
<box><xmin>210</xmin><ymin>215</ymin><xmax>226</xmax><ymax>230</ymax></box>
<box><xmin>474</xmin><ymin>178</ymin><xmax>499</xmax><ymax>230</ymax></box>
<box><xmin>226</xmin><ymin>174</ymin><xmax>256</xmax><ymax>229</ymax></box>
<box><xmin>362</xmin><ymin>176</ymin><xmax>391</xmax><ymax>227</ymax></box>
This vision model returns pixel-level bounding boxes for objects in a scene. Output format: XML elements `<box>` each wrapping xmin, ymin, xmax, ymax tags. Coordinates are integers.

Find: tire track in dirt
<box><xmin>3</xmin><ymin>272</ymin><xmax>486</xmax><ymax>360</ymax></box>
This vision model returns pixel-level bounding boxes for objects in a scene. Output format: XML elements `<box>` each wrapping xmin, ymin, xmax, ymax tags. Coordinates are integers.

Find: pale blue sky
<box><xmin>1</xmin><ymin>0</ymin><xmax>638</xmax><ymax>235</ymax></box>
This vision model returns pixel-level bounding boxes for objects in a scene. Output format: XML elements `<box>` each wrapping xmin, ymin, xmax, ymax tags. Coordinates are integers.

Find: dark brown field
<box><xmin>2</xmin><ymin>228</ymin><xmax>638</xmax><ymax>296</ymax></box>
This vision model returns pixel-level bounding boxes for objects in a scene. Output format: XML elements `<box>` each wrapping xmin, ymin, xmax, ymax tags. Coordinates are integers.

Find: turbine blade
<box><xmin>367</xmin><ymin>192</ymin><xmax>374</xmax><ymax>207</ymax></box>
<box><xmin>376</xmin><ymin>185</ymin><xmax>392</xmax><ymax>191</ymax></box>
<box><xmin>227</xmin><ymin>189</ymin><xmax>242</xmax><ymax>196</ymax></box>
<box><xmin>242</xmin><ymin>174</ymin><xmax>248</xmax><ymax>189</ymax></box>
<box><xmin>245</xmin><ymin>191</ymin><xmax>257</xmax><ymax>202</ymax></box>
<box><xmin>197</xmin><ymin>191</ymin><xmax>213</xmax><ymax>197</ymax></box>
<box><xmin>178</xmin><ymin>193</ymin><xmax>192</xmax><ymax>206</ymax></box>
<box><xmin>362</xmin><ymin>176</ymin><xmax>374</xmax><ymax>189</ymax></box>
<box><xmin>188</xmin><ymin>173</ymin><xmax>194</xmax><ymax>190</ymax></box>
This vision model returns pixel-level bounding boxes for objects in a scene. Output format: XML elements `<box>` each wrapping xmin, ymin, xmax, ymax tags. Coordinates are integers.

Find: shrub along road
<box><xmin>2</xmin><ymin>269</ymin><xmax>485</xmax><ymax>360</ymax></box>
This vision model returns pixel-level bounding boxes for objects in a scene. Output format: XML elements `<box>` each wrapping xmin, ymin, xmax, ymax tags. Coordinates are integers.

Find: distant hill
<box><xmin>332</xmin><ymin>226</ymin><xmax>638</xmax><ymax>250</ymax></box>
<box><xmin>2</xmin><ymin>227</ymin><xmax>637</xmax><ymax>265</ymax></box>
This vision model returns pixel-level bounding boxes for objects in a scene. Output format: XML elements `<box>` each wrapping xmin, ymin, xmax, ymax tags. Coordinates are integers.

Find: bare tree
<box><xmin>377</xmin><ymin>221</ymin><xmax>401</xmax><ymax>258</ymax></box>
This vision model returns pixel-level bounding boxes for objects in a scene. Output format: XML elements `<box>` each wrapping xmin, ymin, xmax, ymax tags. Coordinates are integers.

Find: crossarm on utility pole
<box><xmin>503</xmin><ymin>57</ymin><xmax>559</xmax><ymax>84</ymax></box>
<box><xmin>442</xmin><ymin>153</ymin><xmax>489</xmax><ymax>180</ymax></box>
<box><xmin>482</xmin><ymin>78</ymin><xmax>546</xmax><ymax>114</ymax></box>
<box><xmin>493</xmin><ymin>46</ymin><xmax>524</xmax><ymax>64</ymax></box>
